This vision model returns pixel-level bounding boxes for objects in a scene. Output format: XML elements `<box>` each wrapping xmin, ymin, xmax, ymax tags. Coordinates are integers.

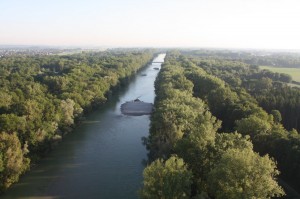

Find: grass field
<box><xmin>288</xmin><ymin>83</ymin><xmax>300</xmax><ymax>88</ymax></box>
<box><xmin>260</xmin><ymin>66</ymin><xmax>300</xmax><ymax>83</ymax></box>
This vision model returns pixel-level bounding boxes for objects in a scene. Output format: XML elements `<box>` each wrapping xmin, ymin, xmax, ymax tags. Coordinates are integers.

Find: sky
<box><xmin>1</xmin><ymin>0</ymin><xmax>300</xmax><ymax>49</ymax></box>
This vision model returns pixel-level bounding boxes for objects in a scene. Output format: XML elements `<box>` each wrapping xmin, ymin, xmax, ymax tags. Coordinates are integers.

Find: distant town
<box><xmin>0</xmin><ymin>46</ymin><xmax>109</xmax><ymax>57</ymax></box>
<box><xmin>0</xmin><ymin>47</ymin><xmax>75</xmax><ymax>57</ymax></box>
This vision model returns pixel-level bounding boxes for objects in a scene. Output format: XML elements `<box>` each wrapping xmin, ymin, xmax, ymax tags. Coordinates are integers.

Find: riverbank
<box><xmin>1</xmin><ymin>54</ymin><xmax>166</xmax><ymax>199</ymax></box>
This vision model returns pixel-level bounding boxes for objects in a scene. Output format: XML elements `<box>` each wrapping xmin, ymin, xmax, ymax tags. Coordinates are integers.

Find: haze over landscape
<box><xmin>1</xmin><ymin>0</ymin><xmax>300</xmax><ymax>49</ymax></box>
<box><xmin>2</xmin><ymin>1</ymin><xmax>300</xmax><ymax>199</ymax></box>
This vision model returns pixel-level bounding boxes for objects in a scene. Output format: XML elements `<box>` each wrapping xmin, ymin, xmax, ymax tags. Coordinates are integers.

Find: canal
<box><xmin>1</xmin><ymin>54</ymin><xmax>166</xmax><ymax>199</ymax></box>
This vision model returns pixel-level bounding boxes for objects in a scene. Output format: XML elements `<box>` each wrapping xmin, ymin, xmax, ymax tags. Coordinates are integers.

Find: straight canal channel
<box><xmin>1</xmin><ymin>54</ymin><xmax>166</xmax><ymax>199</ymax></box>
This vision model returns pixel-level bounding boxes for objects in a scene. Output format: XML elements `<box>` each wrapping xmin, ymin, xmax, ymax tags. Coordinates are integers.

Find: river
<box><xmin>1</xmin><ymin>53</ymin><xmax>166</xmax><ymax>199</ymax></box>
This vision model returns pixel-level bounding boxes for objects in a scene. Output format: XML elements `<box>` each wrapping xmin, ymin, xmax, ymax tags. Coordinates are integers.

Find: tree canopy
<box><xmin>0</xmin><ymin>50</ymin><xmax>154</xmax><ymax>192</ymax></box>
<box><xmin>142</xmin><ymin>51</ymin><xmax>287</xmax><ymax>198</ymax></box>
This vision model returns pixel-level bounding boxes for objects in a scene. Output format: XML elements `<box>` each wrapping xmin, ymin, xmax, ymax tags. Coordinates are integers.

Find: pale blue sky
<box><xmin>1</xmin><ymin>0</ymin><xmax>300</xmax><ymax>49</ymax></box>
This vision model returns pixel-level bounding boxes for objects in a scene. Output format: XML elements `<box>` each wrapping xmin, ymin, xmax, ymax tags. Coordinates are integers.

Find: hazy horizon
<box><xmin>1</xmin><ymin>0</ymin><xmax>300</xmax><ymax>50</ymax></box>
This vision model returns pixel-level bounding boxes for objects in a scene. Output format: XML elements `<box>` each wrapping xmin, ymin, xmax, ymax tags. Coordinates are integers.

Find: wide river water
<box><xmin>2</xmin><ymin>54</ymin><xmax>166</xmax><ymax>199</ymax></box>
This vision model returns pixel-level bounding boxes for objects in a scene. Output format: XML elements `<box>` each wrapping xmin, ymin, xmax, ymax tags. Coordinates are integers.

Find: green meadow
<box><xmin>260</xmin><ymin>66</ymin><xmax>300</xmax><ymax>83</ymax></box>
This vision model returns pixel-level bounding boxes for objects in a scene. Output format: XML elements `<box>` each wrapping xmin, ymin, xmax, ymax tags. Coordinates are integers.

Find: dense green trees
<box><xmin>271</xmin><ymin>110</ymin><xmax>282</xmax><ymax>124</ymax></box>
<box><xmin>182</xmin><ymin>49</ymin><xmax>300</xmax><ymax>68</ymax></box>
<box><xmin>188</xmin><ymin>53</ymin><xmax>300</xmax><ymax>134</ymax></box>
<box><xmin>142</xmin><ymin>52</ymin><xmax>284</xmax><ymax>198</ymax></box>
<box><xmin>251</xmin><ymin>84</ymin><xmax>300</xmax><ymax>132</ymax></box>
<box><xmin>208</xmin><ymin>148</ymin><xmax>284</xmax><ymax>199</ymax></box>
<box><xmin>186</xmin><ymin>51</ymin><xmax>300</xmax><ymax>193</ymax></box>
<box><xmin>0</xmin><ymin>50</ymin><xmax>154</xmax><ymax>192</ymax></box>
<box><xmin>0</xmin><ymin>132</ymin><xmax>29</xmax><ymax>191</ymax></box>
<box><xmin>2</xmin><ymin>49</ymin><xmax>299</xmax><ymax>197</ymax></box>
<box><xmin>140</xmin><ymin>156</ymin><xmax>192</xmax><ymax>199</ymax></box>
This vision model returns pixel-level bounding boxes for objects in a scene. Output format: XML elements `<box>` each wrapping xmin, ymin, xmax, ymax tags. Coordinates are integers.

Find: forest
<box><xmin>0</xmin><ymin>50</ymin><xmax>154</xmax><ymax>192</ymax></box>
<box><xmin>1</xmin><ymin>48</ymin><xmax>300</xmax><ymax>198</ymax></box>
<box><xmin>183</xmin><ymin>49</ymin><xmax>300</xmax><ymax>68</ymax></box>
<box><xmin>141</xmin><ymin>50</ymin><xmax>300</xmax><ymax>198</ymax></box>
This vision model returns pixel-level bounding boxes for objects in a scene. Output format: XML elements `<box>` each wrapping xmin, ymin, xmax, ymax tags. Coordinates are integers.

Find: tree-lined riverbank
<box><xmin>0</xmin><ymin>51</ymin><xmax>162</xmax><ymax>198</ymax></box>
